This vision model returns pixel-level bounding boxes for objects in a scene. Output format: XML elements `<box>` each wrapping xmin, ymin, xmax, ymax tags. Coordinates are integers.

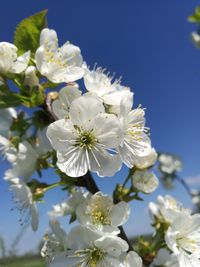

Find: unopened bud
<box><xmin>48</xmin><ymin>91</ymin><xmax>59</xmax><ymax>101</ymax></box>
<box><xmin>24</xmin><ymin>66</ymin><xmax>39</xmax><ymax>88</ymax></box>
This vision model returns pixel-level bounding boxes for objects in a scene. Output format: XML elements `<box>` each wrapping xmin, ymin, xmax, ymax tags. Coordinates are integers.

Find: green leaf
<box><xmin>0</xmin><ymin>80</ymin><xmax>21</xmax><ymax>108</ymax></box>
<box><xmin>14</xmin><ymin>10</ymin><xmax>48</xmax><ymax>55</ymax></box>
<box><xmin>188</xmin><ymin>6</ymin><xmax>200</xmax><ymax>23</ymax></box>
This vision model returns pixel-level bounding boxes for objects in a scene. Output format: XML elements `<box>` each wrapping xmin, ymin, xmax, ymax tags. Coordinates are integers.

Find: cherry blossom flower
<box><xmin>47</xmin><ymin>95</ymin><xmax>123</xmax><ymax>177</ymax></box>
<box><xmin>35</xmin><ymin>28</ymin><xmax>84</xmax><ymax>83</ymax></box>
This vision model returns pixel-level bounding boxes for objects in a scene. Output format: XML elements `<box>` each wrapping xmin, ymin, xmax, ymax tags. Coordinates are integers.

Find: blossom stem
<box><xmin>44</xmin><ymin>182</ymin><xmax>63</xmax><ymax>192</ymax></box>
<box><xmin>122</xmin><ymin>167</ymin><xmax>135</xmax><ymax>187</ymax></box>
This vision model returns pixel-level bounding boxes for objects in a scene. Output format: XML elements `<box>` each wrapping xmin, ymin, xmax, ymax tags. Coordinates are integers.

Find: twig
<box><xmin>175</xmin><ymin>175</ymin><xmax>193</xmax><ymax>197</ymax></box>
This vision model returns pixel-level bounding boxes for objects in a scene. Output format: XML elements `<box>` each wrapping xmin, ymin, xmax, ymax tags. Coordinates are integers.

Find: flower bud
<box><xmin>132</xmin><ymin>170</ymin><xmax>159</xmax><ymax>194</ymax></box>
<box><xmin>191</xmin><ymin>32</ymin><xmax>200</xmax><ymax>48</ymax></box>
<box><xmin>134</xmin><ymin>148</ymin><xmax>157</xmax><ymax>169</ymax></box>
<box><xmin>24</xmin><ymin>66</ymin><xmax>39</xmax><ymax>88</ymax></box>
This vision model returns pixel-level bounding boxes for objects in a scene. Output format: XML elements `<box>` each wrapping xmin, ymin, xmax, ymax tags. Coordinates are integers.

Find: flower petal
<box><xmin>111</xmin><ymin>201</ymin><xmax>130</xmax><ymax>226</ymax></box>
<box><xmin>69</xmin><ymin>95</ymin><xmax>105</xmax><ymax>128</ymax></box>
<box><xmin>10</xmin><ymin>51</ymin><xmax>30</xmax><ymax>73</ymax></box>
<box><xmin>92</xmin><ymin>113</ymin><xmax>123</xmax><ymax>148</ymax></box>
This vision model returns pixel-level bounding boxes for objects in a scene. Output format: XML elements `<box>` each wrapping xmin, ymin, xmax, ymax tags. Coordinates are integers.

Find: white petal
<box><xmin>111</xmin><ymin>201</ymin><xmax>130</xmax><ymax>226</ymax></box>
<box><xmin>84</xmin><ymin>68</ymin><xmax>112</xmax><ymax>95</ymax></box>
<box><xmin>40</xmin><ymin>28</ymin><xmax>58</xmax><ymax>46</ymax></box>
<box><xmin>68</xmin><ymin>226</ymin><xmax>101</xmax><ymax>249</ymax></box>
<box><xmin>49</xmin><ymin>252</ymin><xmax>79</xmax><ymax>267</ymax></box>
<box><xmin>89</xmin><ymin>149</ymin><xmax>122</xmax><ymax>177</ymax></box>
<box><xmin>119</xmin><ymin>91</ymin><xmax>134</xmax><ymax>117</ymax></box>
<box><xmin>134</xmin><ymin>148</ymin><xmax>157</xmax><ymax>169</ymax></box>
<box><xmin>57</xmin><ymin>149</ymin><xmax>88</xmax><ymax>177</ymax></box>
<box><xmin>95</xmin><ymin>235</ymin><xmax>129</xmax><ymax>256</ymax></box>
<box><xmin>52</xmin><ymin>85</ymin><xmax>82</xmax><ymax>119</ymax></box>
<box><xmin>10</xmin><ymin>51</ymin><xmax>30</xmax><ymax>73</ymax></box>
<box><xmin>35</xmin><ymin>46</ymin><xmax>46</xmax><ymax>74</ymax></box>
<box><xmin>119</xmin><ymin>133</ymin><xmax>151</xmax><ymax>168</ymax></box>
<box><xmin>132</xmin><ymin>170</ymin><xmax>159</xmax><ymax>194</ymax></box>
<box><xmin>179</xmin><ymin>252</ymin><xmax>200</xmax><ymax>267</ymax></box>
<box><xmin>59</xmin><ymin>43</ymin><xmax>83</xmax><ymax>67</ymax></box>
<box><xmin>92</xmin><ymin>113</ymin><xmax>123</xmax><ymax>148</ymax></box>
<box><xmin>0</xmin><ymin>108</ymin><xmax>16</xmax><ymax>135</ymax></box>
<box><xmin>69</xmin><ymin>95</ymin><xmax>105</xmax><ymax>128</ymax></box>
<box><xmin>125</xmin><ymin>251</ymin><xmax>143</xmax><ymax>267</ymax></box>
<box><xmin>47</xmin><ymin>119</ymin><xmax>75</xmax><ymax>153</ymax></box>
<box><xmin>103</xmin><ymin>89</ymin><xmax>133</xmax><ymax>106</ymax></box>
<box><xmin>49</xmin><ymin>219</ymin><xmax>67</xmax><ymax>246</ymax></box>
<box><xmin>9</xmin><ymin>177</ymin><xmax>32</xmax><ymax>206</ymax></box>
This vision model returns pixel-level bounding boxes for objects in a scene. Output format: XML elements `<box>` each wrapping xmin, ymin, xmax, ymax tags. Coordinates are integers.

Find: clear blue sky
<box><xmin>0</xmin><ymin>0</ymin><xmax>200</xmax><ymax>255</ymax></box>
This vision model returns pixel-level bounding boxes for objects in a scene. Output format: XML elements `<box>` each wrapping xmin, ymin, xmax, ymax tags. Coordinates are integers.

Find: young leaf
<box><xmin>14</xmin><ymin>10</ymin><xmax>48</xmax><ymax>55</ymax></box>
<box><xmin>188</xmin><ymin>6</ymin><xmax>200</xmax><ymax>23</ymax></box>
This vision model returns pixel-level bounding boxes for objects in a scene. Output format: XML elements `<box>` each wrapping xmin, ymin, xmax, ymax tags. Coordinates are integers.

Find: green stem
<box><xmin>43</xmin><ymin>181</ymin><xmax>63</xmax><ymax>192</ymax></box>
<box><xmin>122</xmin><ymin>167</ymin><xmax>135</xmax><ymax>187</ymax></box>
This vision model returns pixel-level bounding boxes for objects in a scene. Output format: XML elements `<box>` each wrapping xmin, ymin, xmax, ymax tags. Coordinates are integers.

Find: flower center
<box><xmin>88</xmin><ymin>196</ymin><xmax>112</xmax><ymax>225</ymax></box>
<box><xmin>75</xmin><ymin>130</ymin><xmax>97</xmax><ymax>149</ymax></box>
<box><xmin>75</xmin><ymin>247</ymin><xmax>105</xmax><ymax>267</ymax></box>
<box><xmin>176</xmin><ymin>236</ymin><xmax>197</xmax><ymax>254</ymax></box>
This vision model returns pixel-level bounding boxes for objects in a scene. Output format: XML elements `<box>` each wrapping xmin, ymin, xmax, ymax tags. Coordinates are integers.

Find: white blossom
<box><xmin>4</xmin><ymin>141</ymin><xmax>38</xmax><ymax>181</ymax></box>
<box><xmin>3</xmin><ymin>129</ymin><xmax>51</xmax><ymax>181</ymax></box>
<box><xmin>0</xmin><ymin>42</ymin><xmax>30</xmax><ymax>74</ymax></box>
<box><xmin>0</xmin><ymin>135</ymin><xmax>17</xmax><ymax>162</ymax></box>
<box><xmin>6</xmin><ymin>177</ymin><xmax>38</xmax><ymax>231</ymax></box>
<box><xmin>84</xmin><ymin>66</ymin><xmax>133</xmax><ymax>113</ymax></box>
<box><xmin>41</xmin><ymin>219</ymin><xmax>68</xmax><ymax>262</ymax></box>
<box><xmin>76</xmin><ymin>191</ymin><xmax>130</xmax><ymax>234</ymax></box>
<box><xmin>165</xmin><ymin>213</ymin><xmax>200</xmax><ymax>258</ymax></box>
<box><xmin>118</xmin><ymin>94</ymin><xmax>152</xmax><ymax>168</ymax></box>
<box><xmin>158</xmin><ymin>153</ymin><xmax>182</xmax><ymax>175</ymax></box>
<box><xmin>132</xmin><ymin>170</ymin><xmax>159</xmax><ymax>194</ymax></box>
<box><xmin>48</xmin><ymin>225</ymin><xmax>129</xmax><ymax>267</ymax></box>
<box><xmin>49</xmin><ymin>190</ymin><xmax>90</xmax><ymax>218</ymax></box>
<box><xmin>149</xmin><ymin>195</ymin><xmax>191</xmax><ymax>224</ymax></box>
<box><xmin>47</xmin><ymin>95</ymin><xmax>123</xmax><ymax>177</ymax></box>
<box><xmin>151</xmin><ymin>249</ymin><xmax>200</xmax><ymax>267</ymax></box>
<box><xmin>35</xmin><ymin>28</ymin><xmax>84</xmax><ymax>83</ymax></box>
<box><xmin>0</xmin><ymin>108</ymin><xmax>17</xmax><ymax>136</ymax></box>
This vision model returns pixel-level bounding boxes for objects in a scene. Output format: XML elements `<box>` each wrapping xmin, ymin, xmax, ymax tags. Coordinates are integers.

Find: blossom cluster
<box><xmin>41</xmin><ymin>190</ymin><xmax>143</xmax><ymax>267</ymax></box>
<box><xmin>149</xmin><ymin>195</ymin><xmax>200</xmax><ymax>266</ymax></box>
<box><xmin>0</xmin><ymin>11</ymin><xmax>199</xmax><ymax>267</ymax></box>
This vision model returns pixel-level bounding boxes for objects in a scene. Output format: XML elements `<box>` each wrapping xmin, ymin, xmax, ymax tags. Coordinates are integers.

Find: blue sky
<box><xmin>0</xmin><ymin>0</ymin><xmax>200</xmax><ymax>255</ymax></box>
